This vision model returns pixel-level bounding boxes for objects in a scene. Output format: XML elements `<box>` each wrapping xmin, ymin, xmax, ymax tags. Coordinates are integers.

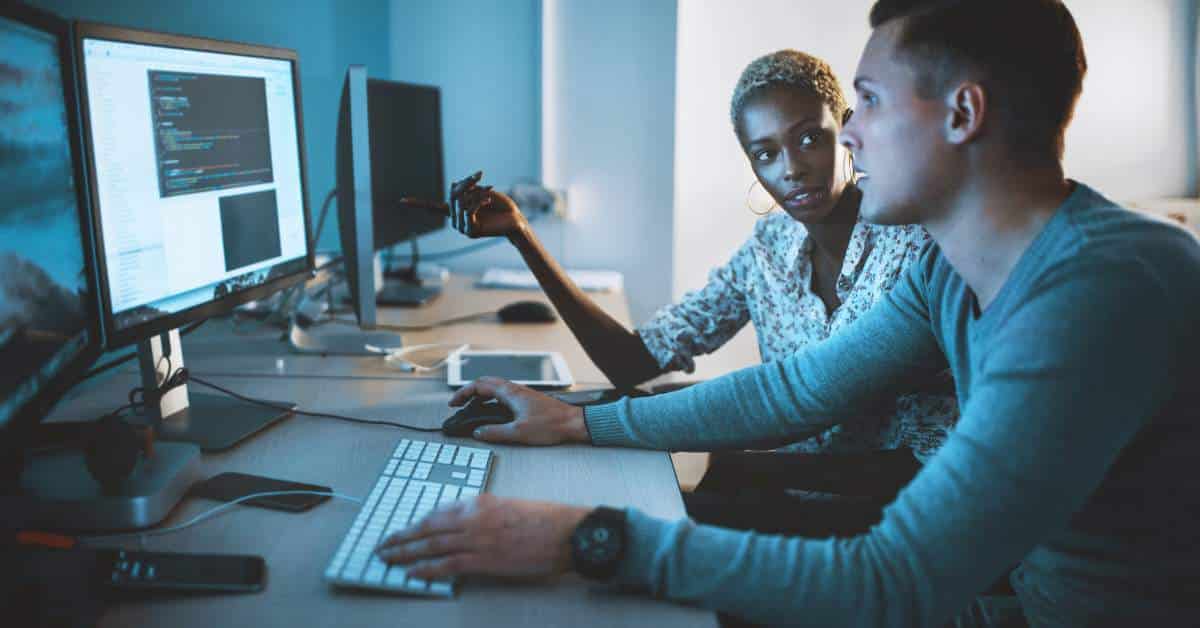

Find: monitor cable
<box><xmin>79</xmin><ymin>319</ymin><xmax>208</xmax><ymax>382</ymax></box>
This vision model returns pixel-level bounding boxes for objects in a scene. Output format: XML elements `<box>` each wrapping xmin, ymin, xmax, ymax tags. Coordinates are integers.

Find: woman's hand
<box><xmin>449</xmin><ymin>170</ymin><xmax>527</xmax><ymax>239</ymax></box>
<box><xmin>450</xmin><ymin>376</ymin><xmax>590</xmax><ymax>445</ymax></box>
<box><xmin>375</xmin><ymin>495</ymin><xmax>590</xmax><ymax>580</ymax></box>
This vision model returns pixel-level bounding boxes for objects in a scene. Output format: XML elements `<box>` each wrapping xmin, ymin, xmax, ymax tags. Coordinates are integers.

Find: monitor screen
<box><xmin>0</xmin><ymin>12</ymin><xmax>98</xmax><ymax>431</ymax></box>
<box><xmin>78</xmin><ymin>33</ymin><xmax>310</xmax><ymax>340</ymax></box>
<box><xmin>366</xmin><ymin>79</ymin><xmax>445</xmax><ymax>250</ymax></box>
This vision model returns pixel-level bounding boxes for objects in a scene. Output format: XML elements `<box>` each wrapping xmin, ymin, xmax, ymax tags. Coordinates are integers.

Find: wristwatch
<box><xmin>569</xmin><ymin>506</ymin><xmax>627</xmax><ymax>581</ymax></box>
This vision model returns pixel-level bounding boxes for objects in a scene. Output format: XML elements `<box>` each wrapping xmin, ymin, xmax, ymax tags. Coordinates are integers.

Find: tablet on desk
<box><xmin>447</xmin><ymin>350</ymin><xmax>574</xmax><ymax>389</ymax></box>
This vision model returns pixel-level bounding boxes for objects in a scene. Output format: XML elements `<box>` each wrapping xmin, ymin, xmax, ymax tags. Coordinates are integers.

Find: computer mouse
<box><xmin>497</xmin><ymin>300</ymin><xmax>557</xmax><ymax>323</ymax></box>
<box><xmin>442</xmin><ymin>396</ymin><xmax>516</xmax><ymax>437</ymax></box>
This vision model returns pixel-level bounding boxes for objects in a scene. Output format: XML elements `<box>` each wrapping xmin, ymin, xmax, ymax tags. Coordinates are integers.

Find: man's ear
<box><xmin>945</xmin><ymin>82</ymin><xmax>986</xmax><ymax>145</ymax></box>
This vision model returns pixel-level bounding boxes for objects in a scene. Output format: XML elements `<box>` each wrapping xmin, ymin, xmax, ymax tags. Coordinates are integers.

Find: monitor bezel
<box><xmin>0</xmin><ymin>3</ymin><xmax>104</xmax><ymax>439</ymax></box>
<box><xmin>73</xmin><ymin>21</ymin><xmax>316</xmax><ymax>349</ymax></box>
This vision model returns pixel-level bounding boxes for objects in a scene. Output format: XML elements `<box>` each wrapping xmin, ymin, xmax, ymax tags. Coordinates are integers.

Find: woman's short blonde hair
<box><xmin>730</xmin><ymin>50</ymin><xmax>849</xmax><ymax>130</ymax></box>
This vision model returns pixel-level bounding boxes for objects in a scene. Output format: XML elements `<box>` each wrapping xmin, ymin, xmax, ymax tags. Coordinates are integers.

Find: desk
<box><xmin>177</xmin><ymin>275</ymin><xmax>617</xmax><ymax>385</ymax></box>
<box><xmin>51</xmin><ymin>275</ymin><xmax>716</xmax><ymax>628</ymax></box>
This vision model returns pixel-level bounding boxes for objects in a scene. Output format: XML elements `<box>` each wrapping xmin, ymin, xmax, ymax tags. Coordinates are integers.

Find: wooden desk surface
<box><xmin>56</xmin><ymin>275</ymin><xmax>715</xmax><ymax>628</ymax></box>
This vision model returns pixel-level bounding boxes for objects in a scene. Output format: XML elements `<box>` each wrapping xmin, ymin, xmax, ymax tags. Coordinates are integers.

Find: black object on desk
<box><xmin>100</xmin><ymin>549</ymin><xmax>265</xmax><ymax>593</ymax></box>
<box><xmin>442</xmin><ymin>397</ymin><xmax>516</xmax><ymax>436</ymax></box>
<box><xmin>188</xmin><ymin>472</ymin><xmax>332</xmax><ymax>512</ymax></box>
<box><xmin>497</xmin><ymin>300</ymin><xmax>557</xmax><ymax>323</ymax></box>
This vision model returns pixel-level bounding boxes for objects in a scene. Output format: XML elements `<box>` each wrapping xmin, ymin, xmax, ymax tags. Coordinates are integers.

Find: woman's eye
<box><xmin>799</xmin><ymin>132</ymin><xmax>819</xmax><ymax>147</ymax></box>
<box><xmin>754</xmin><ymin>150</ymin><xmax>773</xmax><ymax>162</ymax></box>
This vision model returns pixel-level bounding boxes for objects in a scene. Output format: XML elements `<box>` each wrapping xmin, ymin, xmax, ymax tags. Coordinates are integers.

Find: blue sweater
<box><xmin>585</xmin><ymin>183</ymin><xmax>1200</xmax><ymax>626</ymax></box>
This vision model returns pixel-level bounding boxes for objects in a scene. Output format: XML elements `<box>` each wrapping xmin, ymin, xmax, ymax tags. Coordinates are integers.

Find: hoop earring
<box><xmin>746</xmin><ymin>180</ymin><xmax>777</xmax><ymax>216</ymax></box>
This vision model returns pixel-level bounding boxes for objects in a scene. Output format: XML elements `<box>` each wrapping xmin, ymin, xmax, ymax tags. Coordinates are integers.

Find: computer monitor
<box><xmin>292</xmin><ymin>63</ymin><xmax>405</xmax><ymax>357</ymax></box>
<box><xmin>0</xmin><ymin>3</ymin><xmax>102</xmax><ymax>449</ymax></box>
<box><xmin>369</xmin><ymin>78</ymin><xmax>447</xmax><ymax>306</ymax></box>
<box><xmin>1</xmin><ymin>3</ymin><xmax>199</xmax><ymax>532</ymax></box>
<box><xmin>74</xmin><ymin>21</ymin><xmax>314</xmax><ymax>450</ymax></box>
<box><xmin>337</xmin><ymin>69</ymin><xmax>446</xmax><ymax>322</ymax></box>
<box><xmin>367</xmin><ymin>78</ymin><xmax>446</xmax><ymax>251</ymax></box>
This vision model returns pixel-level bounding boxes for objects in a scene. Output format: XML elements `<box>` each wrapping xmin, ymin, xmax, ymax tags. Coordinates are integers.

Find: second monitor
<box><xmin>337</xmin><ymin>67</ymin><xmax>446</xmax><ymax>324</ymax></box>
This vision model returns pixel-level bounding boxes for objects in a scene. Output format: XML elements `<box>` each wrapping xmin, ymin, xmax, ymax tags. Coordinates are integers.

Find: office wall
<box><xmin>540</xmin><ymin>0</ymin><xmax>677</xmax><ymax>325</ymax></box>
<box><xmin>27</xmin><ymin>0</ymin><xmax>393</xmax><ymax>252</ymax></box>
<box><xmin>388</xmin><ymin>1</ymin><xmax>546</xmax><ymax>279</ymax></box>
<box><xmin>390</xmin><ymin>0</ymin><xmax>677</xmax><ymax>328</ymax></box>
<box><xmin>673</xmin><ymin>0</ymin><xmax>1199</xmax><ymax>380</ymax></box>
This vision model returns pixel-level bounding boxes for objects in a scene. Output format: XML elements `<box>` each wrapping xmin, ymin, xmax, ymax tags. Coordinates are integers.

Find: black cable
<box><xmin>80</xmin><ymin>319</ymin><xmax>208</xmax><ymax>381</ymax></box>
<box><xmin>312</xmin><ymin>188</ymin><xmax>338</xmax><ymax>249</ymax></box>
<box><xmin>187</xmin><ymin>373</ymin><xmax>442</xmax><ymax>433</ymax></box>
<box><xmin>325</xmin><ymin>308</ymin><xmax>496</xmax><ymax>331</ymax></box>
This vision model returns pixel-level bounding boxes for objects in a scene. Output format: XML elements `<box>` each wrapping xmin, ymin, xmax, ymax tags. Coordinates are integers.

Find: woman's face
<box><xmin>737</xmin><ymin>86</ymin><xmax>853</xmax><ymax>224</ymax></box>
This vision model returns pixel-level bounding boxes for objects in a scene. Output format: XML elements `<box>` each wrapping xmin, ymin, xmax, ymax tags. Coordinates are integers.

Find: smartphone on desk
<box><xmin>101</xmin><ymin>549</ymin><xmax>265</xmax><ymax>593</ymax></box>
<box><xmin>189</xmin><ymin>472</ymin><xmax>332</xmax><ymax>512</ymax></box>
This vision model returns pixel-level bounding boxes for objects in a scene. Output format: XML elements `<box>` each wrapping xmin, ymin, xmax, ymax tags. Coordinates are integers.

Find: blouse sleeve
<box><xmin>635</xmin><ymin>224</ymin><xmax>764</xmax><ymax>373</ymax></box>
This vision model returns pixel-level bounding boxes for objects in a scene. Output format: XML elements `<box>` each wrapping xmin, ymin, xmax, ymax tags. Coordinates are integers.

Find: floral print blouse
<box><xmin>636</xmin><ymin>211</ymin><xmax>959</xmax><ymax>461</ymax></box>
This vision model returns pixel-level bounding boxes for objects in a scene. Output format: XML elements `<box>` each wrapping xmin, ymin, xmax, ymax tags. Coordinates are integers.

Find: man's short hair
<box><xmin>869</xmin><ymin>0</ymin><xmax>1087</xmax><ymax>162</ymax></box>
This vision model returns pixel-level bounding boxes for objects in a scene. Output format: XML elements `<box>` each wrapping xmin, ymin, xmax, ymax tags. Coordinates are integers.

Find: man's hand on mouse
<box><xmin>449</xmin><ymin>376</ymin><xmax>589</xmax><ymax>445</ymax></box>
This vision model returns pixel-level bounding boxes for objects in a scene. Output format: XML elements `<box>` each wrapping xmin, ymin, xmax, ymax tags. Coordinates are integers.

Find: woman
<box><xmin>450</xmin><ymin>50</ymin><xmax>957</xmax><ymax>534</ymax></box>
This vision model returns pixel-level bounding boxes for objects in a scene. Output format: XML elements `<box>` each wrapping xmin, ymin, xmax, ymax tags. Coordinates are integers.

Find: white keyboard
<box><xmin>323</xmin><ymin>438</ymin><xmax>494</xmax><ymax>597</ymax></box>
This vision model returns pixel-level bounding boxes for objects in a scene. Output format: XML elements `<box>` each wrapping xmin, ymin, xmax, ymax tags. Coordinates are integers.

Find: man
<box><xmin>376</xmin><ymin>1</ymin><xmax>1200</xmax><ymax>625</ymax></box>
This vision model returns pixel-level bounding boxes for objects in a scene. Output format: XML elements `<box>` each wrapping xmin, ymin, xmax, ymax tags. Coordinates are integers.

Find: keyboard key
<box><xmin>414</xmin><ymin>463</ymin><xmax>432</xmax><ymax>480</ymax></box>
<box><xmin>421</xmin><ymin>443</ymin><xmax>440</xmax><ymax>462</ymax></box>
<box><xmin>430</xmin><ymin>581</ymin><xmax>453</xmax><ymax>596</ymax></box>
<box><xmin>384</xmin><ymin>459</ymin><xmax>398</xmax><ymax>476</ymax></box>
<box><xmin>385</xmin><ymin>567</ymin><xmax>408</xmax><ymax>587</ymax></box>
<box><xmin>467</xmin><ymin>470</ymin><xmax>484</xmax><ymax>487</ymax></box>
<box><xmin>392</xmin><ymin>439</ymin><xmax>411</xmax><ymax>458</ymax></box>
<box><xmin>396</xmin><ymin>461</ymin><xmax>415</xmax><ymax>478</ymax></box>
<box><xmin>469</xmin><ymin>451</ymin><xmax>489</xmax><ymax>469</ymax></box>
<box><xmin>454</xmin><ymin>450</ymin><xmax>471</xmax><ymax>467</ymax></box>
<box><xmin>438</xmin><ymin>485</ymin><xmax>460</xmax><ymax>504</ymax></box>
<box><xmin>460</xmin><ymin>487</ymin><xmax>479</xmax><ymax>498</ymax></box>
<box><xmin>404</xmin><ymin>441</ymin><xmax>425</xmax><ymax>460</ymax></box>
<box><xmin>406</xmin><ymin>577</ymin><xmax>429</xmax><ymax>591</ymax></box>
<box><xmin>437</xmin><ymin>445</ymin><xmax>456</xmax><ymax>464</ymax></box>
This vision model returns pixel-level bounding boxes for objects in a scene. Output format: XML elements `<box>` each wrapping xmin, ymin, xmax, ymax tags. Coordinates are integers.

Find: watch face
<box><xmin>576</xmin><ymin>522</ymin><xmax>621</xmax><ymax>565</ymax></box>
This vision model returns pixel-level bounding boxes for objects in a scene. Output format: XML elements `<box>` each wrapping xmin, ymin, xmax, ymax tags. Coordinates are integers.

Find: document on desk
<box><xmin>478</xmin><ymin>267</ymin><xmax>623</xmax><ymax>293</ymax></box>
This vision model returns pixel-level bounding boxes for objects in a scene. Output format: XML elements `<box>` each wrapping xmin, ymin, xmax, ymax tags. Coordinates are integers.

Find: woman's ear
<box><xmin>842</xmin><ymin>108</ymin><xmax>854</xmax><ymax>125</ymax></box>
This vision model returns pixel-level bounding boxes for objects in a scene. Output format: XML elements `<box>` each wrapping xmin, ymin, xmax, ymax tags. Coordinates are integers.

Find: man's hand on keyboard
<box><xmin>375</xmin><ymin>494</ymin><xmax>589</xmax><ymax>579</ymax></box>
<box><xmin>449</xmin><ymin>377</ymin><xmax>589</xmax><ymax>445</ymax></box>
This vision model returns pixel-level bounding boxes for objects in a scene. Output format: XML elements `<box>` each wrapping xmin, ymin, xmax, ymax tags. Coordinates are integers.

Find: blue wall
<box><xmin>388</xmin><ymin>0</ymin><xmax>545</xmax><ymax>272</ymax></box>
<box><xmin>26</xmin><ymin>0</ymin><xmax>392</xmax><ymax>251</ymax></box>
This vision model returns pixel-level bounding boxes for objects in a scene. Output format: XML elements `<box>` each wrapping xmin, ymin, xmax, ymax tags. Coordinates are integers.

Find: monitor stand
<box><xmin>139</xmin><ymin>329</ymin><xmax>296</xmax><ymax>452</ymax></box>
<box><xmin>377</xmin><ymin>279</ymin><xmax>441</xmax><ymax>307</ymax></box>
<box><xmin>287</xmin><ymin>318</ymin><xmax>405</xmax><ymax>356</ymax></box>
<box><xmin>2</xmin><ymin>441</ymin><xmax>200</xmax><ymax>532</ymax></box>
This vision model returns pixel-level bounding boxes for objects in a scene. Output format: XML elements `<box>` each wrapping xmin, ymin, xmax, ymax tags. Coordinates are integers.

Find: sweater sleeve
<box><xmin>604</xmin><ymin>259</ymin><xmax>1174</xmax><ymax>627</ymax></box>
<box><xmin>587</xmin><ymin>255</ymin><xmax>948</xmax><ymax>451</ymax></box>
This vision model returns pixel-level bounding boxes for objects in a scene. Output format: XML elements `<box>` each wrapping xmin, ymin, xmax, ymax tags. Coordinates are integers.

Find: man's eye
<box><xmin>754</xmin><ymin>150</ymin><xmax>773</xmax><ymax>162</ymax></box>
<box><xmin>800</xmin><ymin>132</ymin><xmax>819</xmax><ymax>147</ymax></box>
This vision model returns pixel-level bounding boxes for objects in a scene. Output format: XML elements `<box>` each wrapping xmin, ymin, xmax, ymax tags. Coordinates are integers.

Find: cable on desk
<box><xmin>187</xmin><ymin>373</ymin><xmax>443</xmax><ymax>433</ymax></box>
<box><xmin>323</xmin><ymin>309</ymin><xmax>496</xmax><ymax>332</ymax></box>
<box><xmin>78</xmin><ymin>490</ymin><xmax>364</xmax><ymax>545</ymax></box>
